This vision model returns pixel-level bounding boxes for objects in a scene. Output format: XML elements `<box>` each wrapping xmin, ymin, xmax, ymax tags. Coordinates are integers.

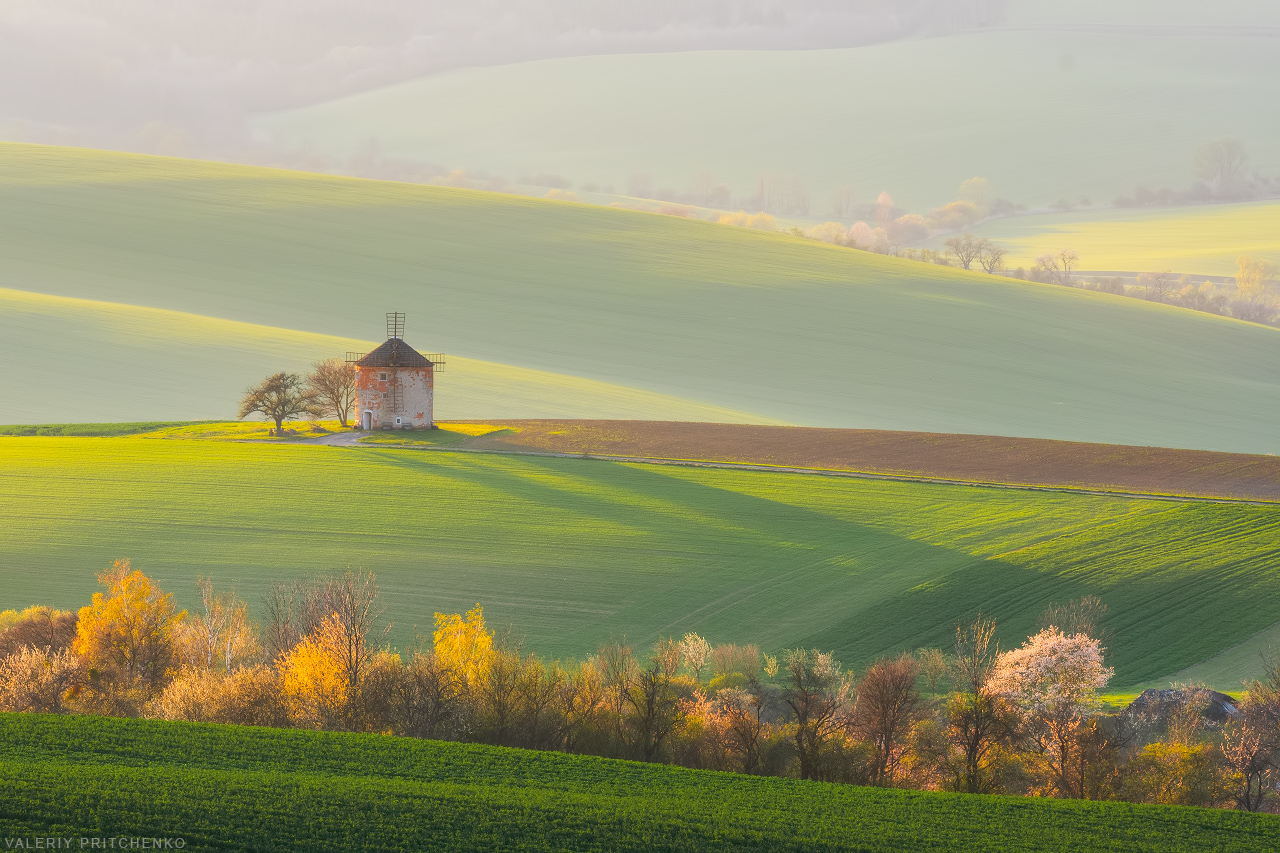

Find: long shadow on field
<box><xmin>352</xmin><ymin>449</ymin><xmax>1280</xmax><ymax>684</ymax></box>
<box><xmin>349</xmin><ymin>448</ymin><xmax>1260</xmax><ymax>683</ymax></box>
<box><xmin>354</xmin><ymin>448</ymin><xmax>1054</xmax><ymax>656</ymax></box>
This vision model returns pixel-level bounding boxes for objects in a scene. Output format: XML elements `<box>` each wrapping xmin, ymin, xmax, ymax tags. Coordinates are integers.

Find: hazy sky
<box><xmin>0</xmin><ymin>0</ymin><xmax>1006</xmax><ymax>155</ymax></box>
<box><xmin>3</xmin><ymin>0</ymin><xmax>1272</xmax><ymax>193</ymax></box>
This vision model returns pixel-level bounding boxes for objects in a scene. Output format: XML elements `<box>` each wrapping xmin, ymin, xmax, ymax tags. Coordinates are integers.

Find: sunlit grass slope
<box><xmin>2</xmin><ymin>145</ymin><xmax>1279</xmax><ymax>452</ymax></box>
<box><xmin>254</xmin><ymin>29</ymin><xmax>1280</xmax><ymax>212</ymax></box>
<box><xmin>3</xmin><ymin>437</ymin><xmax>1279</xmax><ymax>689</ymax></box>
<box><xmin>928</xmin><ymin>200</ymin><xmax>1280</xmax><ymax>277</ymax></box>
<box><xmin>0</xmin><ymin>287</ymin><xmax>773</xmax><ymax>424</ymax></box>
<box><xmin>3</xmin><ymin>715</ymin><xmax>1278</xmax><ymax>852</ymax></box>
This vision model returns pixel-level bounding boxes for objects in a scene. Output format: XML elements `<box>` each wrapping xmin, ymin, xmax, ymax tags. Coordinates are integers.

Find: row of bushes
<box><xmin>1012</xmin><ymin>254</ymin><xmax>1279</xmax><ymax>326</ymax></box>
<box><xmin>892</xmin><ymin>237</ymin><xmax>1280</xmax><ymax>326</ymax></box>
<box><xmin>3</xmin><ymin>564</ymin><xmax>1279</xmax><ymax>811</ymax></box>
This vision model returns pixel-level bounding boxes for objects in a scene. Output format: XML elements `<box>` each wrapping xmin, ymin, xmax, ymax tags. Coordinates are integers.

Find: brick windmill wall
<box><xmin>348</xmin><ymin>314</ymin><xmax>443</xmax><ymax>430</ymax></box>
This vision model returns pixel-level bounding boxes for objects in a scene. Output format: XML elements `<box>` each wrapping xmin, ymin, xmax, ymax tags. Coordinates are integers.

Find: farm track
<box><xmin>310</xmin><ymin>433</ymin><xmax>1279</xmax><ymax>506</ymax></box>
<box><xmin>386</xmin><ymin>446</ymin><xmax>1280</xmax><ymax>506</ymax></box>
<box><xmin>315</xmin><ymin>421</ymin><xmax>1280</xmax><ymax>505</ymax></box>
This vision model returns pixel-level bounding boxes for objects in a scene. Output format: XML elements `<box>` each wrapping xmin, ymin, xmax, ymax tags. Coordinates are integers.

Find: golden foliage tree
<box><xmin>1236</xmin><ymin>255</ymin><xmax>1276</xmax><ymax>303</ymax></box>
<box><xmin>0</xmin><ymin>605</ymin><xmax>77</xmax><ymax>659</ymax></box>
<box><xmin>150</xmin><ymin>665</ymin><xmax>288</xmax><ymax>727</ymax></box>
<box><xmin>804</xmin><ymin>221</ymin><xmax>849</xmax><ymax>245</ymax></box>
<box><xmin>0</xmin><ymin>647</ymin><xmax>80</xmax><ymax>714</ymax></box>
<box><xmin>958</xmin><ymin>177</ymin><xmax>992</xmax><ymax>213</ymax></box>
<box><xmin>433</xmin><ymin>605</ymin><xmax>493</xmax><ymax>688</ymax></box>
<box><xmin>73</xmin><ymin>559</ymin><xmax>186</xmax><ymax>707</ymax></box>
<box><xmin>1123</xmin><ymin>741</ymin><xmax>1224</xmax><ymax>807</ymax></box>
<box><xmin>929</xmin><ymin>201</ymin><xmax>982</xmax><ymax>232</ymax></box>
<box><xmin>278</xmin><ymin>613</ymin><xmax>349</xmax><ymax>728</ymax></box>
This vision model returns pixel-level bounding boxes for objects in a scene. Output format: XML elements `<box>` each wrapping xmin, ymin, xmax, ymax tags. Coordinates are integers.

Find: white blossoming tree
<box><xmin>991</xmin><ymin>627</ymin><xmax>1113</xmax><ymax>797</ymax></box>
<box><xmin>679</xmin><ymin>632</ymin><xmax>712</xmax><ymax>682</ymax></box>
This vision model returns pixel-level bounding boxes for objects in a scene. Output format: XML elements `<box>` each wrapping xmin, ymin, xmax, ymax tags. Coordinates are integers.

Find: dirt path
<box><xmin>454</xmin><ymin>420</ymin><xmax>1280</xmax><ymax>503</ymax></box>
<box><xmin>298</xmin><ymin>431</ymin><xmax>362</xmax><ymax>447</ymax></box>
<box><xmin>317</xmin><ymin>423</ymin><xmax>1279</xmax><ymax>505</ymax></box>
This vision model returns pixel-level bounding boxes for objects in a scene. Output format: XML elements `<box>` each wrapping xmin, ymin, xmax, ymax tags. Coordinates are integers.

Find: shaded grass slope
<box><xmin>0</xmin><ymin>714</ymin><xmax>1276</xmax><ymax>852</ymax></box>
<box><xmin>1</xmin><ymin>437</ymin><xmax>1277</xmax><ymax>689</ymax></box>
<box><xmin>1</xmin><ymin>145</ymin><xmax>1279</xmax><ymax>452</ymax></box>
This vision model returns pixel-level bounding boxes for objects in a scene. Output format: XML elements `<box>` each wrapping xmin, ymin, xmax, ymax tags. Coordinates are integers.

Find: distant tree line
<box><xmin>1115</xmin><ymin>139</ymin><xmax>1280</xmax><ymax>208</ymax></box>
<box><xmin>334</xmin><ymin>138</ymin><xmax>1280</xmax><ymax>251</ymax></box>
<box><xmin>1011</xmin><ymin>254</ymin><xmax>1280</xmax><ymax>327</ymax></box>
<box><xmin>893</xmin><ymin>237</ymin><xmax>1280</xmax><ymax>327</ymax></box>
<box><xmin>702</xmin><ymin>178</ymin><xmax>1020</xmax><ymax>254</ymax></box>
<box><xmin>607</xmin><ymin>140</ymin><xmax>1277</xmax><ymax>223</ymax></box>
<box><xmin>2</xmin><ymin>564</ymin><xmax>1278</xmax><ymax>812</ymax></box>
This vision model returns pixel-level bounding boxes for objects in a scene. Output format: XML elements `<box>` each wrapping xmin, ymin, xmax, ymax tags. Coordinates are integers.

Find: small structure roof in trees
<box><xmin>353</xmin><ymin>338</ymin><xmax>436</xmax><ymax>369</ymax></box>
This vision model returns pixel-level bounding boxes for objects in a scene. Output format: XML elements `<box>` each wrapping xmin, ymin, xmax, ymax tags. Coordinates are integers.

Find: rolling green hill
<box><xmin>0</xmin><ymin>286</ymin><xmax>770</xmax><ymax>425</ymax></box>
<box><xmin>924</xmin><ymin>200</ymin><xmax>1280</xmax><ymax>277</ymax></box>
<box><xmin>2</xmin><ymin>144</ymin><xmax>1279</xmax><ymax>453</ymax></box>
<box><xmin>254</xmin><ymin>24</ymin><xmax>1280</xmax><ymax>212</ymax></box>
<box><xmin>4</xmin><ymin>713</ymin><xmax>1277</xmax><ymax>852</ymax></box>
<box><xmin>3</xmin><ymin>436</ymin><xmax>1278</xmax><ymax>689</ymax></box>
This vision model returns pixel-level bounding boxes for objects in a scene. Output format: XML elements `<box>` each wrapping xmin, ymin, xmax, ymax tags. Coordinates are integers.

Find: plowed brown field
<box><xmin>451</xmin><ymin>420</ymin><xmax>1280</xmax><ymax>502</ymax></box>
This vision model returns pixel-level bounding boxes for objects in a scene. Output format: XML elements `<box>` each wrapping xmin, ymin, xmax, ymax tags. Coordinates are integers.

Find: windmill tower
<box><xmin>346</xmin><ymin>313</ymin><xmax>445</xmax><ymax>430</ymax></box>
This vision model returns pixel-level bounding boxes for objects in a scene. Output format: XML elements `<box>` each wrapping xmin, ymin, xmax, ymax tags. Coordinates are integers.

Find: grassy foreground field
<box><xmin>2</xmin><ymin>145</ymin><xmax>1280</xmax><ymax>453</ymax></box>
<box><xmin>2</xmin><ymin>436</ymin><xmax>1278</xmax><ymax>690</ymax></box>
<box><xmin>0</xmin><ymin>713</ymin><xmax>1276</xmax><ymax>852</ymax></box>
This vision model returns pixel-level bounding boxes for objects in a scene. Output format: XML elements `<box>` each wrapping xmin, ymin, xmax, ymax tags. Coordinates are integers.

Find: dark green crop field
<box><xmin>1</xmin><ymin>437</ymin><xmax>1278</xmax><ymax>689</ymax></box>
<box><xmin>0</xmin><ymin>713</ymin><xmax>1275</xmax><ymax>852</ymax></box>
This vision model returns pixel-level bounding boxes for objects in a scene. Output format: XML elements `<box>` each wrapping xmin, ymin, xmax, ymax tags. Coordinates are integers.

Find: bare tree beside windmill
<box><xmin>237</xmin><ymin>372</ymin><xmax>319</xmax><ymax>435</ymax></box>
<box><xmin>308</xmin><ymin>358</ymin><xmax>359</xmax><ymax>427</ymax></box>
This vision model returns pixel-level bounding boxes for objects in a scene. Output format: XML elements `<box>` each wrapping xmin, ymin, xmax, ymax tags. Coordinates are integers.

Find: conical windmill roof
<box><xmin>355</xmin><ymin>338</ymin><xmax>434</xmax><ymax>368</ymax></box>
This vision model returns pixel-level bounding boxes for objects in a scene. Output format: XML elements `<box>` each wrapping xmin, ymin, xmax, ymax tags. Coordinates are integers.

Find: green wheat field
<box><xmin>2</xmin><ymin>436</ymin><xmax>1277</xmax><ymax>691</ymax></box>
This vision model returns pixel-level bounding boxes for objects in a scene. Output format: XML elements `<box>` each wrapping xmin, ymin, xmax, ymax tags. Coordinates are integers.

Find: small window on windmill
<box><xmin>395</xmin><ymin>416</ymin><xmax>403</xmax><ymax>427</ymax></box>
<box><xmin>378</xmin><ymin>372</ymin><xmax>388</xmax><ymax>381</ymax></box>
<box><xmin>381</xmin><ymin>392</ymin><xmax>387</xmax><ymax>399</ymax></box>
